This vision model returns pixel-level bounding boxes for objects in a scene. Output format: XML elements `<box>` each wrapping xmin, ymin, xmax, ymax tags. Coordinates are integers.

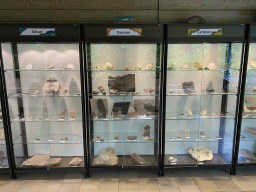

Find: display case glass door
<box><xmin>87</xmin><ymin>43</ymin><xmax>161</xmax><ymax>168</ymax></box>
<box><xmin>165</xmin><ymin>42</ymin><xmax>243</xmax><ymax>166</ymax></box>
<box><xmin>1</xmin><ymin>42</ymin><xmax>84</xmax><ymax>168</ymax></box>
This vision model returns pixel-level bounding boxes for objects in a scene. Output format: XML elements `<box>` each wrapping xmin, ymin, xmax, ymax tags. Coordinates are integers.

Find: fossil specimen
<box><xmin>147</xmin><ymin>64</ymin><xmax>153</xmax><ymax>70</ymax></box>
<box><xmin>114</xmin><ymin>135</ymin><xmax>119</xmax><ymax>140</ymax></box>
<box><xmin>208</xmin><ymin>62</ymin><xmax>217</xmax><ymax>70</ymax></box>
<box><xmin>65</xmin><ymin>63</ymin><xmax>75</xmax><ymax>70</ymax></box>
<box><xmin>47</xmin><ymin>64</ymin><xmax>54</xmax><ymax>69</ymax></box>
<box><xmin>105</xmin><ymin>62</ymin><xmax>113</xmax><ymax>70</ymax></box>
<box><xmin>147</xmin><ymin>137</ymin><xmax>154</xmax><ymax>141</ymax></box>
<box><xmin>188</xmin><ymin>109</ymin><xmax>193</xmax><ymax>117</ymax></box>
<box><xmin>90</xmin><ymin>98</ymin><xmax>108</xmax><ymax>118</ymax></box>
<box><xmin>144</xmin><ymin>88</ymin><xmax>154</xmax><ymax>94</ymax></box>
<box><xmin>61</xmin><ymin>137</ymin><xmax>68</xmax><ymax>141</ymax></box>
<box><xmin>60</xmin><ymin>109</ymin><xmax>66</xmax><ymax>119</ymax></box>
<box><xmin>200</xmin><ymin>131</ymin><xmax>205</xmax><ymax>136</ymax></box>
<box><xmin>98</xmin><ymin>86</ymin><xmax>106</xmax><ymax>94</ymax></box>
<box><xmin>182</xmin><ymin>81</ymin><xmax>195</xmax><ymax>94</ymax></box>
<box><xmin>184</xmin><ymin>131</ymin><xmax>190</xmax><ymax>137</ymax></box>
<box><xmin>69</xmin><ymin>157</ymin><xmax>82</xmax><ymax>166</ymax></box>
<box><xmin>59</xmin><ymin>88</ymin><xmax>68</xmax><ymax>95</ymax></box>
<box><xmin>33</xmin><ymin>90</ymin><xmax>39</xmax><ymax>95</ymax></box>
<box><xmin>110</xmin><ymin>89</ymin><xmax>118</xmax><ymax>94</ymax></box>
<box><xmin>92</xmin><ymin>91</ymin><xmax>99</xmax><ymax>94</ymax></box>
<box><xmin>94</xmin><ymin>66</ymin><xmax>100</xmax><ymax>70</ymax></box>
<box><xmin>169</xmin><ymin>156</ymin><xmax>177</xmax><ymax>163</ymax></box>
<box><xmin>194</xmin><ymin>62</ymin><xmax>203</xmax><ymax>70</ymax></box>
<box><xmin>70</xmin><ymin>111</ymin><xmax>76</xmax><ymax>118</ymax></box>
<box><xmin>248</xmin><ymin>127</ymin><xmax>256</xmax><ymax>135</ymax></box>
<box><xmin>26</xmin><ymin>64</ymin><xmax>33</xmax><ymax>70</ymax></box>
<box><xmin>201</xmin><ymin>110</ymin><xmax>207</xmax><ymax>116</ymax></box>
<box><xmin>93</xmin><ymin>147</ymin><xmax>118</xmax><ymax>165</ymax></box>
<box><xmin>131</xmin><ymin>153</ymin><xmax>145</xmax><ymax>165</ymax></box>
<box><xmin>125</xmin><ymin>68</ymin><xmax>129</xmax><ymax>70</ymax></box>
<box><xmin>93</xmin><ymin>135</ymin><xmax>104</xmax><ymax>142</ymax></box>
<box><xmin>142</xmin><ymin>125</ymin><xmax>150</xmax><ymax>137</ymax></box>
<box><xmin>127</xmin><ymin>107</ymin><xmax>137</xmax><ymax>118</ymax></box>
<box><xmin>108</xmin><ymin>74</ymin><xmax>135</xmax><ymax>92</ymax></box>
<box><xmin>188</xmin><ymin>147</ymin><xmax>213</xmax><ymax>161</ymax></box>
<box><xmin>135</xmin><ymin>65</ymin><xmax>142</xmax><ymax>70</ymax></box>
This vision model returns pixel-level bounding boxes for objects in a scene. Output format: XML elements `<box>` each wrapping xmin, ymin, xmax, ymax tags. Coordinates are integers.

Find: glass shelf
<box><xmin>5</xmin><ymin>69</ymin><xmax>80</xmax><ymax>72</ymax></box>
<box><xmin>90</xmin><ymin>94</ymin><xmax>158</xmax><ymax>97</ymax></box>
<box><xmin>167</xmin><ymin>69</ymin><xmax>224</xmax><ymax>72</ymax></box>
<box><xmin>166</xmin><ymin>113</ymin><xmax>235</xmax><ymax>120</ymax></box>
<box><xmin>11</xmin><ymin>114</ymin><xmax>82</xmax><ymax>122</ymax></box>
<box><xmin>166</xmin><ymin>92</ymin><xmax>237</xmax><ymax>96</ymax></box>
<box><xmin>8</xmin><ymin>93</ymin><xmax>81</xmax><ymax>98</ymax></box>
<box><xmin>88</xmin><ymin>70</ymin><xmax>158</xmax><ymax>72</ymax></box>
<box><xmin>91</xmin><ymin>116</ymin><xmax>156</xmax><ymax>121</ymax></box>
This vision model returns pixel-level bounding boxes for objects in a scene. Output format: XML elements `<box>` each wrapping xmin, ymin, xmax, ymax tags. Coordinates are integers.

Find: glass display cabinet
<box><xmin>237</xmin><ymin>24</ymin><xmax>256</xmax><ymax>165</ymax></box>
<box><xmin>0</xmin><ymin>24</ymin><xmax>86</xmax><ymax>173</ymax></box>
<box><xmin>162</xmin><ymin>24</ymin><xmax>246</xmax><ymax>174</ymax></box>
<box><xmin>83</xmin><ymin>25</ymin><xmax>163</xmax><ymax>177</ymax></box>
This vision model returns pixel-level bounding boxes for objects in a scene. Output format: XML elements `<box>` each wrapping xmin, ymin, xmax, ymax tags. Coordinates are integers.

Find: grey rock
<box><xmin>188</xmin><ymin>147</ymin><xmax>213</xmax><ymax>161</ymax></box>
<box><xmin>182</xmin><ymin>81</ymin><xmax>195</xmax><ymax>94</ymax></box>
<box><xmin>21</xmin><ymin>155</ymin><xmax>50</xmax><ymax>167</ymax></box>
<box><xmin>131</xmin><ymin>153</ymin><xmax>145</xmax><ymax>165</ymax></box>
<box><xmin>134</xmin><ymin>99</ymin><xmax>155</xmax><ymax>116</ymax></box>
<box><xmin>90</xmin><ymin>98</ymin><xmax>108</xmax><ymax>118</ymax></box>
<box><xmin>43</xmin><ymin>78</ymin><xmax>60</xmax><ymax>93</ymax></box>
<box><xmin>69</xmin><ymin>157</ymin><xmax>82</xmax><ymax>166</ymax></box>
<box><xmin>108</xmin><ymin>74</ymin><xmax>135</xmax><ymax>92</ymax></box>
<box><xmin>93</xmin><ymin>147</ymin><xmax>118</xmax><ymax>165</ymax></box>
<box><xmin>127</xmin><ymin>107</ymin><xmax>137</xmax><ymax>118</ymax></box>
<box><xmin>188</xmin><ymin>16</ymin><xmax>206</xmax><ymax>24</ymax></box>
<box><xmin>142</xmin><ymin>125</ymin><xmax>150</xmax><ymax>137</ymax></box>
<box><xmin>239</xmin><ymin>149</ymin><xmax>256</xmax><ymax>159</ymax></box>
<box><xmin>127</xmin><ymin>136</ymin><xmax>138</xmax><ymax>140</ymax></box>
<box><xmin>98</xmin><ymin>86</ymin><xmax>106</xmax><ymax>94</ymax></box>
<box><xmin>46</xmin><ymin>158</ymin><xmax>61</xmax><ymax>166</ymax></box>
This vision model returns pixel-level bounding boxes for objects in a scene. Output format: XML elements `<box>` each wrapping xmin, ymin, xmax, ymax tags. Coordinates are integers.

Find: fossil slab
<box><xmin>182</xmin><ymin>81</ymin><xmax>195</xmax><ymax>94</ymax></box>
<box><xmin>21</xmin><ymin>154</ymin><xmax>50</xmax><ymax>167</ymax></box>
<box><xmin>248</xmin><ymin>127</ymin><xmax>256</xmax><ymax>135</ymax></box>
<box><xmin>134</xmin><ymin>99</ymin><xmax>155</xmax><ymax>116</ymax></box>
<box><xmin>46</xmin><ymin>158</ymin><xmax>61</xmax><ymax>166</ymax></box>
<box><xmin>93</xmin><ymin>147</ymin><xmax>118</xmax><ymax>165</ymax></box>
<box><xmin>108</xmin><ymin>74</ymin><xmax>135</xmax><ymax>92</ymax></box>
<box><xmin>69</xmin><ymin>157</ymin><xmax>82</xmax><ymax>166</ymax></box>
<box><xmin>70</xmin><ymin>111</ymin><xmax>76</xmax><ymax>118</ymax></box>
<box><xmin>188</xmin><ymin>147</ymin><xmax>213</xmax><ymax>161</ymax></box>
<box><xmin>131</xmin><ymin>153</ymin><xmax>145</xmax><ymax>165</ymax></box>
<box><xmin>60</xmin><ymin>109</ymin><xmax>66</xmax><ymax>119</ymax></box>
<box><xmin>90</xmin><ymin>98</ymin><xmax>108</xmax><ymax>118</ymax></box>
<box><xmin>127</xmin><ymin>107</ymin><xmax>137</xmax><ymax>118</ymax></box>
<box><xmin>142</xmin><ymin>125</ymin><xmax>150</xmax><ymax>137</ymax></box>
<box><xmin>239</xmin><ymin>149</ymin><xmax>256</xmax><ymax>159</ymax></box>
<box><xmin>43</xmin><ymin>78</ymin><xmax>60</xmax><ymax>94</ymax></box>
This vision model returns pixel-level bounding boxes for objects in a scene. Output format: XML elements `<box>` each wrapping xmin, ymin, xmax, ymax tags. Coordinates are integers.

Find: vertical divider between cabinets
<box><xmin>0</xmin><ymin>44</ymin><xmax>17</xmax><ymax>179</ymax></box>
<box><xmin>160</xmin><ymin>24</ymin><xmax>168</xmax><ymax>176</ymax></box>
<box><xmin>218</xmin><ymin>43</ymin><xmax>232</xmax><ymax>159</ymax></box>
<box><xmin>11</xmin><ymin>43</ymin><xmax>28</xmax><ymax>158</ymax></box>
<box><xmin>231</xmin><ymin>24</ymin><xmax>251</xmax><ymax>175</ymax></box>
<box><xmin>79</xmin><ymin>24</ymin><xmax>88</xmax><ymax>177</ymax></box>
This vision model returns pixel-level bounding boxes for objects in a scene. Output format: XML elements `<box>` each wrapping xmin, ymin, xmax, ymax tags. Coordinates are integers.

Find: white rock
<box><xmin>65</xmin><ymin>63</ymin><xmax>75</xmax><ymax>70</ymax></box>
<box><xmin>26</xmin><ymin>64</ymin><xmax>33</xmax><ymax>70</ymax></box>
<box><xmin>188</xmin><ymin>147</ymin><xmax>213</xmax><ymax>161</ymax></box>
<box><xmin>47</xmin><ymin>64</ymin><xmax>54</xmax><ymax>69</ymax></box>
<box><xmin>135</xmin><ymin>64</ymin><xmax>142</xmax><ymax>70</ymax></box>
<box><xmin>208</xmin><ymin>62</ymin><xmax>217</xmax><ymax>70</ymax></box>
<box><xmin>169</xmin><ymin>156</ymin><xmax>177</xmax><ymax>163</ymax></box>
<box><xmin>249</xmin><ymin>59</ymin><xmax>256</xmax><ymax>68</ymax></box>
<box><xmin>69</xmin><ymin>157</ymin><xmax>82</xmax><ymax>166</ymax></box>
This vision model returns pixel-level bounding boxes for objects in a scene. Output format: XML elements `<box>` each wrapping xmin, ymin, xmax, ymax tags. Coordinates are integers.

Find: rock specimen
<box><xmin>36</xmin><ymin>116</ymin><xmax>41</xmax><ymax>120</ymax></box>
<box><xmin>70</xmin><ymin>111</ymin><xmax>76</xmax><ymax>118</ymax></box>
<box><xmin>184</xmin><ymin>131</ymin><xmax>190</xmax><ymax>137</ymax></box>
<box><xmin>21</xmin><ymin>155</ymin><xmax>50</xmax><ymax>167</ymax></box>
<box><xmin>180</xmin><ymin>65</ymin><xmax>189</xmax><ymax>69</ymax></box>
<box><xmin>182</xmin><ymin>81</ymin><xmax>195</xmax><ymax>94</ymax></box>
<box><xmin>112</xmin><ymin>102</ymin><xmax>130</xmax><ymax>115</ymax></box>
<box><xmin>249</xmin><ymin>59</ymin><xmax>256</xmax><ymax>68</ymax></box>
<box><xmin>125</xmin><ymin>68</ymin><xmax>129</xmax><ymax>70</ymax></box>
<box><xmin>35</xmin><ymin>138</ymin><xmax>40</xmax><ymax>141</ymax></box>
<box><xmin>112</xmin><ymin>108</ymin><xmax>122</xmax><ymax>118</ymax></box>
<box><xmin>110</xmin><ymin>89</ymin><xmax>118</xmax><ymax>94</ymax></box>
<box><xmin>201</xmin><ymin>110</ymin><xmax>207</xmax><ymax>116</ymax></box>
<box><xmin>167</xmin><ymin>63</ymin><xmax>177</xmax><ymax>70</ymax></box>
<box><xmin>114</xmin><ymin>135</ymin><xmax>119</xmax><ymax>140</ymax></box>
<box><xmin>180</xmin><ymin>113</ymin><xmax>184</xmax><ymax>116</ymax></box>
<box><xmin>188</xmin><ymin>147</ymin><xmax>213</xmax><ymax>161</ymax></box>
<box><xmin>98</xmin><ymin>86</ymin><xmax>106</xmax><ymax>94</ymax></box>
<box><xmin>147</xmin><ymin>64</ymin><xmax>153</xmax><ymax>70</ymax></box>
<box><xmin>142</xmin><ymin>125</ymin><xmax>150</xmax><ymax>137</ymax></box>
<box><xmin>188</xmin><ymin>109</ymin><xmax>193</xmax><ymax>117</ymax></box>
<box><xmin>60</xmin><ymin>109</ymin><xmax>66</xmax><ymax>119</ymax></box>
<box><xmin>65</xmin><ymin>63</ymin><xmax>75</xmax><ymax>70</ymax></box>
<box><xmin>147</xmin><ymin>137</ymin><xmax>154</xmax><ymax>141</ymax></box>
<box><xmin>208</xmin><ymin>62</ymin><xmax>217</xmax><ymax>70</ymax></box>
<box><xmin>206</xmin><ymin>89</ymin><xmax>215</xmax><ymax>93</ymax></box>
<box><xmin>61</xmin><ymin>137</ymin><xmax>68</xmax><ymax>141</ymax></box>
<box><xmin>90</xmin><ymin>98</ymin><xmax>108</xmax><ymax>118</ymax></box>
<box><xmin>47</xmin><ymin>64</ymin><xmax>54</xmax><ymax>69</ymax></box>
<box><xmin>200</xmin><ymin>131</ymin><xmax>205</xmax><ymax>136</ymax></box>
<box><xmin>59</xmin><ymin>88</ymin><xmax>68</xmax><ymax>95</ymax></box>
<box><xmin>43</xmin><ymin>78</ymin><xmax>60</xmax><ymax>93</ymax></box>
<box><xmin>94</xmin><ymin>66</ymin><xmax>100</xmax><ymax>70</ymax></box>
<box><xmin>177</xmin><ymin>136</ymin><xmax>181</xmax><ymax>139</ymax></box>
<box><xmin>169</xmin><ymin>156</ymin><xmax>177</xmax><ymax>163</ymax></box>
<box><xmin>248</xmin><ymin>127</ymin><xmax>256</xmax><ymax>135</ymax></box>
<box><xmin>93</xmin><ymin>147</ymin><xmax>118</xmax><ymax>165</ymax></box>
<box><xmin>171</xmin><ymin>115</ymin><xmax>176</xmax><ymax>118</ymax></box>
<box><xmin>131</xmin><ymin>153</ymin><xmax>145</xmax><ymax>165</ymax></box>
<box><xmin>127</xmin><ymin>107</ymin><xmax>137</xmax><ymax>118</ymax></box>
<box><xmin>127</xmin><ymin>136</ymin><xmax>138</xmax><ymax>140</ymax></box>
<box><xmin>69</xmin><ymin>157</ymin><xmax>82</xmax><ymax>166</ymax></box>
<box><xmin>135</xmin><ymin>65</ymin><xmax>141</xmax><ymax>70</ymax></box>
<box><xmin>92</xmin><ymin>91</ymin><xmax>99</xmax><ymax>94</ymax></box>
<box><xmin>194</xmin><ymin>62</ymin><xmax>203</xmax><ymax>70</ymax></box>
<box><xmin>33</xmin><ymin>90</ymin><xmax>39</xmax><ymax>95</ymax></box>
<box><xmin>26</xmin><ymin>64</ymin><xmax>33</xmax><ymax>70</ymax></box>
<box><xmin>144</xmin><ymin>88</ymin><xmax>154</xmax><ymax>94</ymax></box>
<box><xmin>46</xmin><ymin>158</ymin><xmax>61</xmax><ymax>166</ymax></box>
<box><xmin>93</xmin><ymin>135</ymin><xmax>104</xmax><ymax>142</ymax></box>
<box><xmin>239</xmin><ymin>149</ymin><xmax>256</xmax><ymax>159</ymax></box>
<box><xmin>134</xmin><ymin>99</ymin><xmax>155</xmax><ymax>116</ymax></box>
<box><xmin>108</xmin><ymin>74</ymin><xmax>135</xmax><ymax>92</ymax></box>
<box><xmin>251</xmin><ymin>87</ymin><xmax>256</xmax><ymax>94</ymax></box>
<box><xmin>105</xmin><ymin>62</ymin><xmax>113</xmax><ymax>70</ymax></box>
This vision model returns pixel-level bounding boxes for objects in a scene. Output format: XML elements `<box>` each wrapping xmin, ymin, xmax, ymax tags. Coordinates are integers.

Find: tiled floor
<box><xmin>0</xmin><ymin>167</ymin><xmax>256</xmax><ymax>192</ymax></box>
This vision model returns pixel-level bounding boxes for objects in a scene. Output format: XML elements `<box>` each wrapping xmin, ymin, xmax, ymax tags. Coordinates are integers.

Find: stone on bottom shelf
<box><xmin>238</xmin><ymin>149</ymin><xmax>256</xmax><ymax>160</ymax></box>
<box><xmin>69</xmin><ymin>157</ymin><xmax>82</xmax><ymax>166</ymax></box>
<box><xmin>93</xmin><ymin>147</ymin><xmax>118</xmax><ymax>165</ymax></box>
<box><xmin>188</xmin><ymin>147</ymin><xmax>213</xmax><ymax>161</ymax></box>
<box><xmin>169</xmin><ymin>156</ymin><xmax>177</xmax><ymax>163</ymax></box>
<box><xmin>21</xmin><ymin>155</ymin><xmax>61</xmax><ymax>167</ymax></box>
<box><xmin>131</xmin><ymin>153</ymin><xmax>145</xmax><ymax>165</ymax></box>
<box><xmin>46</xmin><ymin>158</ymin><xmax>61</xmax><ymax>166</ymax></box>
<box><xmin>248</xmin><ymin>127</ymin><xmax>256</xmax><ymax>135</ymax></box>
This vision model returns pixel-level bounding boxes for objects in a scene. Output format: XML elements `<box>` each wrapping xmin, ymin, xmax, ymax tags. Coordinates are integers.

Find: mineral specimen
<box><xmin>142</xmin><ymin>125</ymin><xmax>150</xmax><ymax>137</ymax></box>
<box><xmin>60</xmin><ymin>109</ymin><xmax>66</xmax><ymax>119</ymax></box>
<box><xmin>188</xmin><ymin>147</ymin><xmax>213</xmax><ymax>161</ymax></box>
<box><xmin>208</xmin><ymin>62</ymin><xmax>217</xmax><ymax>70</ymax></box>
<box><xmin>93</xmin><ymin>135</ymin><xmax>104</xmax><ymax>142</ymax></box>
<box><xmin>125</xmin><ymin>68</ymin><xmax>129</xmax><ymax>70</ymax></box>
<box><xmin>134</xmin><ymin>99</ymin><xmax>155</xmax><ymax>116</ymax></box>
<box><xmin>182</xmin><ymin>81</ymin><xmax>195</xmax><ymax>94</ymax></box>
<box><xmin>43</xmin><ymin>78</ymin><xmax>60</xmax><ymax>93</ymax></box>
<box><xmin>188</xmin><ymin>109</ymin><xmax>193</xmax><ymax>117</ymax></box>
<box><xmin>92</xmin><ymin>91</ymin><xmax>99</xmax><ymax>94</ymax></box>
<box><xmin>239</xmin><ymin>149</ymin><xmax>256</xmax><ymax>159</ymax></box>
<box><xmin>59</xmin><ymin>88</ymin><xmax>68</xmax><ymax>95</ymax></box>
<box><xmin>105</xmin><ymin>62</ymin><xmax>114</xmax><ymax>70</ymax></box>
<box><xmin>47</xmin><ymin>64</ymin><xmax>54</xmax><ymax>69</ymax></box>
<box><xmin>21</xmin><ymin>155</ymin><xmax>50</xmax><ymax>167</ymax></box>
<box><xmin>200</xmin><ymin>131</ymin><xmax>205</xmax><ymax>136</ymax></box>
<box><xmin>94</xmin><ymin>66</ymin><xmax>100</xmax><ymax>70</ymax></box>
<box><xmin>61</xmin><ymin>137</ymin><xmax>68</xmax><ymax>141</ymax></box>
<box><xmin>251</xmin><ymin>87</ymin><xmax>256</xmax><ymax>94</ymax></box>
<box><xmin>69</xmin><ymin>157</ymin><xmax>82</xmax><ymax>166</ymax></box>
<box><xmin>98</xmin><ymin>86</ymin><xmax>106</xmax><ymax>94</ymax></box>
<box><xmin>144</xmin><ymin>88</ymin><xmax>154</xmax><ymax>94</ymax></box>
<box><xmin>127</xmin><ymin>136</ymin><xmax>138</xmax><ymax>140</ymax></box>
<box><xmin>90</xmin><ymin>98</ymin><xmax>108</xmax><ymax>118</ymax></box>
<box><xmin>169</xmin><ymin>156</ymin><xmax>177</xmax><ymax>163</ymax></box>
<box><xmin>147</xmin><ymin>64</ymin><xmax>153</xmax><ymax>70</ymax></box>
<box><xmin>33</xmin><ymin>90</ymin><xmax>39</xmax><ymax>95</ymax></box>
<box><xmin>248</xmin><ymin>127</ymin><xmax>256</xmax><ymax>135</ymax></box>
<box><xmin>131</xmin><ymin>153</ymin><xmax>145</xmax><ymax>165</ymax></box>
<box><xmin>135</xmin><ymin>65</ymin><xmax>142</xmax><ymax>70</ymax></box>
<box><xmin>70</xmin><ymin>111</ymin><xmax>76</xmax><ymax>118</ymax></box>
<box><xmin>194</xmin><ymin>62</ymin><xmax>203</xmax><ymax>70</ymax></box>
<box><xmin>114</xmin><ymin>135</ymin><xmax>119</xmax><ymax>140</ymax></box>
<box><xmin>110</xmin><ymin>89</ymin><xmax>118</xmax><ymax>94</ymax></box>
<box><xmin>93</xmin><ymin>147</ymin><xmax>118</xmax><ymax>165</ymax></box>
<box><xmin>127</xmin><ymin>107</ymin><xmax>137</xmax><ymax>118</ymax></box>
<box><xmin>108</xmin><ymin>74</ymin><xmax>135</xmax><ymax>92</ymax></box>
<box><xmin>184</xmin><ymin>131</ymin><xmax>190</xmax><ymax>137</ymax></box>
<box><xmin>65</xmin><ymin>63</ymin><xmax>75</xmax><ymax>70</ymax></box>
<box><xmin>201</xmin><ymin>110</ymin><xmax>207</xmax><ymax>116</ymax></box>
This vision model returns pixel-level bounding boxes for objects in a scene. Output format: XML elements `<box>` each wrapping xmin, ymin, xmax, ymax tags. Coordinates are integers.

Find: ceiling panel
<box><xmin>0</xmin><ymin>10</ymin><xmax>158</xmax><ymax>23</ymax></box>
<box><xmin>160</xmin><ymin>0</ymin><xmax>256</xmax><ymax>10</ymax></box>
<box><xmin>160</xmin><ymin>10</ymin><xmax>255</xmax><ymax>23</ymax></box>
<box><xmin>0</xmin><ymin>0</ymin><xmax>158</xmax><ymax>10</ymax></box>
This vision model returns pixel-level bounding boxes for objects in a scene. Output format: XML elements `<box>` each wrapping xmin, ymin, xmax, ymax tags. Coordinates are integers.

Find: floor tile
<box><xmin>58</xmin><ymin>183</ymin><xmax>81</xmax><ymax>192</ymax></box>
<box><xmin>231</xmin><ymin>177</ymin><xmax>256</xmax><ymax>191</ymax></box>
<box><xmin>240</xmin><ymin>167</ymin><xmax>256</xmax><ymax>177</ymax></box>
<box><xmin>101</xmin><ymin>171</ymin><xmax>120</xmax><ymax>178</ymax></box>
<box><xmin>213</xmin><ymin>179</ymin><xmax>241</xmax><ymax>191</ymax></box>
<box><xmin>119</xmin><ymin>181</ymin><xmax>139</xmax><ymax>190</ymax></box>
<box><xmin>120</xmin><ymin>170</ymin><xmax>138</xmax><ymax>178</ymax></box>
<box><xmin>137</xmin><ymin>171</ymin><xmax>156</xmax><ymax>178</ymax></box>
<box><xmin>0</xmin><ymin>183</ymin><xmax>23</xmax><ymax>192</ymax></box>
<box><xmin>139</xmin><ymin>190</ymin><xmax>160</xmax><ymax>192</ymax></box>
<box><xmin>100</xmin><ymin>178</ymin><xmax>120</xmax><ymax>182</ymax></box>
<box><xmin>189</xmin><ymin>169</ymin><xmax>211</xmax><ymax>179</ymax></box>
<box><xmin>159</xmin><ymin>189</ymin><xmax>179</xmax><ymax>192</ymax></box>
<box><xmin>38</xmin><ymin>183</ymin><xmax>61</xmax><ymax>192</ymax></box>
<box><xmin>79</xmin><ymin>183</ymin><xmax>99</xmax><ymax>191</ymax></box>
<box><xmin>5</xmin><ymin>179</ymin><xmax>26</xmax><ymax>185</ymax></box>
<box><xmin>206</xmin><ymin>169</ymin><xmax>231</xmax><ymax>180</ymax></box>
<box><xmin>171</xmin><ymin>169</ymin><xmax>191</xmax><ymax>177</ymax></box>
<box><xmin>139</xmin><ymin>182</ymin><xmax>159</xmax><ymax>190</ymax></box>
<box><xmin>157</xmin><ymin>179</ymin><xmax>179</xmax><ymax>190</ymax></box>
<box><xmin>175</xmin><ymin>178</ymin><xmax>200</xmax><ymax>192</ymax></box>
<box><xmin>24</xmin><ymin>179</ymin><xmax>45</xmax><ymax>185</ymax></box>
<box><xmin>99</xmin><ymin>181</ymin><xmax>119</xmax><ymax>191</ymax></box>
<box><xmin>63</xmin><ymin>173</ymin><xmax>83</xmax><ymax>183</ymax></box>
<box><xmin>138</xmin><ymin>178</ymin><xmax>158</xmax><ymax>183</ymax></box>
<box><xmin>194</xmin><ymin>179</ymin><xmax>220</xmax><ymax>192</ymax></box>
<box><xmin>17</xmin><ymin>184</ymin><xmax>41</xmax><ymax>192</ymax></box>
